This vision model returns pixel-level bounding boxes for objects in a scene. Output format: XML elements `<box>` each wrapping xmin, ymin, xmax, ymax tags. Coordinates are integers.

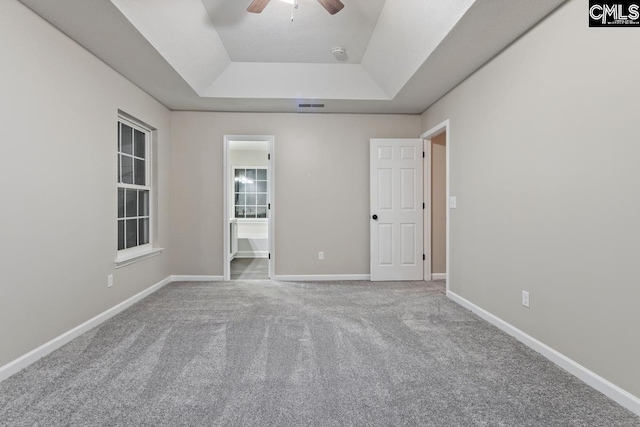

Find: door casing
<box><xmin>223</xmin><ymin>135</ymin><xmax>275</xmax><ymax>281</ymax></box>
<box><xmin>420</xmin><ymin>120</ymin><xmax>450</xmax><ymax>291</ymax></box>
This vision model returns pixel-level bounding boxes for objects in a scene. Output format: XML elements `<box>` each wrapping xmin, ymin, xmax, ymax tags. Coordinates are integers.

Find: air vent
<box><xmin>298</xmin><ymin>103</ymin><xmax>325</xmax><ymax>108</ymax></box>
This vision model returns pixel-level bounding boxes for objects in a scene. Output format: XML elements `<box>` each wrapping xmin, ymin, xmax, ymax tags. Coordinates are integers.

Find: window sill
<box><xmin>115</xmin><ymin>248</ymin><xmax>164</xmax><ymax>269</ymax></box>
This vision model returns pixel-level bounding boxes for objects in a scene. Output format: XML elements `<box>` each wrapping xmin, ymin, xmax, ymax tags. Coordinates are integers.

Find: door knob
<box><xmin>372</xmin><ymin>214</ymin><xmax>378</xmax><ymax>220</ymax></box>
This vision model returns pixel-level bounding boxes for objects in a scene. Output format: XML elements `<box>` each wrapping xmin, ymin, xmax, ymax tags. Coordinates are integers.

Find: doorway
<box><xmin>223</xmin><ymin>135</ymin><xmax>275</xmax><ymax>281</ymax></box>
<box><xmin>421</xmin><ymin>120</ymin><xmax>450</xmax><ymax>289</ymax></box>
<box><xmin>369</xmin><ymin>123</ymin><xmax>449</xmax><ymax>285</ymax></box>
<box><xmin>427</xmin><ymin>131</ymin><xmax>447</xmax><ymax>282</ymax></box>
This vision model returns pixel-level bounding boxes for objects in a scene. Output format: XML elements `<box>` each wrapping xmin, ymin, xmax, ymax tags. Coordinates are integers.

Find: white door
<box><xmin>370</xmin><ymin>139</ymin><xmax>424</xmax><ymax>281</ymax></box>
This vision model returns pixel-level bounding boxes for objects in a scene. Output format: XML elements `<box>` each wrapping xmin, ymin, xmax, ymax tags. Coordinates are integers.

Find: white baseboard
<box><xmin>234</xmin><ymin>251</ymin><xmax>268</xmax><ymax>259</ymax></box>
<box><xmin>431</xmin><ymin>273</ymin><xmax>447</xmax><ymax>281</ymax></box>
<box><xmin>447</xmin><ymin>290</ymin><xmax>640</xmax><ymax>417</ymax></box>
<box><xmin>273</xmin><ymin>274</ymin><xmax>370</xmax><ymax>281</ymax></box>
<box><xmin>170</xmin><ymin>275</ymin><xmax>224</xmax><ymax>282</ymax></box>
<box><xmin>0</xmin><ymin>275</ymin><xmax>173</xmax><ymax>383</ymax></box>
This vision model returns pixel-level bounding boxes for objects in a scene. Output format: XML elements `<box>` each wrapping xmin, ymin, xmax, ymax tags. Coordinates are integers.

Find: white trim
<box><xmin>234</xmin><ymin>251</ymin><xmax>268</xmax><ymax>259</ymax></box>
<box><xmin>170</xmin><ymin>275</ymin><xmax>224</xmax><ymax>282</ymax></box>
<box><xmin>224</xmin><ymin>138</ymin><xmax>230</xmax><ymax>280</ymax></box>
<box><xmin>273</xmin><ymin>274</ymin><xmax>370</xmax><ymax>281</ymax></box>
<box><xmin>0</xmin><ymin>275</ymin><xmax>172</xmax><ymax>383</ymax></box>
<box><xmin>423</xmin><ymin>138</ymin><xmax>432</xmax><ymax>281</ymax></box>
<box><xmin>447</xmin><ymin>290</ymin><xmax>640</xmax><ymax>417</ymax></box>
<box><xmin>117</xmin><ymin>113</ymin><xmax>153</xmax><ymax>257</ymax></box>
<box><xmin>114</xmin><ymin>247</ymin><xmax>163</xmax><ymax>268</ymax></box>
<box><xmin>420</xmin><ymin>120</ymin><xmax>450</xmax><ymax>294</ymax></box>
<box><xmin>267</xmin><ymin>140</ymin><xmax>276</xmax><ymax>280</ymax></box>
<box><xmin>431</xmin><ymin>273</ymin><xmax>447</xmax><ymax>281</ymax></box>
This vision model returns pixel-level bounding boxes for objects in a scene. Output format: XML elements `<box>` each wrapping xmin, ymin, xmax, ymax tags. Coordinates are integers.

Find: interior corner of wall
<box><xmin>195</xmin><ymin>60</ymin><xmax>230</xmax><ymax>97</ymax></box>
<box><xmin>358</xmin><ymin>62</ymin><xmax>395</xmax><ymax>100</ymax></box>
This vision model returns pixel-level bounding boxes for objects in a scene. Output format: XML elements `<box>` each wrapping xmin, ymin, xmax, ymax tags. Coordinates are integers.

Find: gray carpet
<box><xmin>0</xmin><ymin>280</ymin><xmax>638</xmax><ymax>427</ymax></box>
<box><xmin>230</xmin><ymin>258</ymin><xmax>268</xmax><ymax>280</ymax></box>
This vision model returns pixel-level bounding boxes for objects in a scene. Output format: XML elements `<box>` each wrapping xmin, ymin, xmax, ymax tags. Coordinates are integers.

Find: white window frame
<box><xmin>116</xmin><ymin>115</ymin><xmax>155</xmax><ymax>265</ymax></box>
<box><xmin>232</xmin><ymin>165</ymin><xmax>269</xmax><ymax>222</ymax></box>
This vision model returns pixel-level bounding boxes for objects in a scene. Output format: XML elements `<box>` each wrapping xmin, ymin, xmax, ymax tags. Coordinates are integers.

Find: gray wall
<box><xmin>422</xmin><ymin>0</ymin><xmax>640</xmax><ymax>398</ymax></box>
<box><xmin>170</xmin><ymin>113</ymin><xmax>420</xmax><ymax>276</ymax></box>
<box><xmin>0</xmin><ymin>1</ymin><xmax>172</xmax><ymax>367</ymax></box>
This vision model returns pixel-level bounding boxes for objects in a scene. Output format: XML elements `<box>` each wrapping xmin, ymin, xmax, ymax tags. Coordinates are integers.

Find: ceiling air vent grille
<box><xmin>298</xmin><ymin>104</ymin><xmax>325</xmax><ymax>108</ymax></box>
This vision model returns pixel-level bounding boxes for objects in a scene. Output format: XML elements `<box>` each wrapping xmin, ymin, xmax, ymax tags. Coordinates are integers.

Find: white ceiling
<box><xmin>17</xmin><ymin>0</ymin><xmax>567</xmax><ymax>113</ymax></box>
<box><xmin>203</xmin><ymin>0</ymin><xmax>387</xmax><ymax>64</ymax></box>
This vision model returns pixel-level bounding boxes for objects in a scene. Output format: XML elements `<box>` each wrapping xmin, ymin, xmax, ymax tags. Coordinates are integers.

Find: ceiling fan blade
<box><xmin>247</xmin><ymin>0</ymin><xmax>271</xmax><ymax>13</ymax></box>
<box><xmin>317</xmin><ymin>0</ymin><xmax>344</xmax><ymax>15</ymax></box>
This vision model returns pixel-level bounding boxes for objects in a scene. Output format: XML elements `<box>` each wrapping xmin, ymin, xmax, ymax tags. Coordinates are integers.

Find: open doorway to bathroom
<box><xmin>223</xmin><ymin>136</ymin><xmax>275</xmax><ymax>281</ymax></box>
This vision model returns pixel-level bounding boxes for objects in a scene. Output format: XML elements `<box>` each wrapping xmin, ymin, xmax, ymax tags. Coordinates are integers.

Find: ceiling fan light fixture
<box><xmin>249</xmin><ymin>0</ymin><xmax>343</xmax><ymax>14</ymax></box>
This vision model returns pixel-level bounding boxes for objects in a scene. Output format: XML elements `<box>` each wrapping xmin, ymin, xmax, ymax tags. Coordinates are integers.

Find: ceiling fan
<box><xmin>248</xmin><ymin>0</ymin><xmax>345</xmax><ymax>15</ymax></box>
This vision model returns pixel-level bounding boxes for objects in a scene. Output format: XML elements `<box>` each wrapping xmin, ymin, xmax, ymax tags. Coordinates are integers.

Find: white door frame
<box><xmin>223</xmin><ymin>135</ymin><xmax>276</xmax><ymax>281</ymax></box>
<box><xmin>423</xmin><ymin>138</ymin><xmax>432</xmax><ymax>282</ymax></box>
<box><xmin>420</xmin><ymin>120</ymin><xmax>450</xmax><ymax>291</ymax></box>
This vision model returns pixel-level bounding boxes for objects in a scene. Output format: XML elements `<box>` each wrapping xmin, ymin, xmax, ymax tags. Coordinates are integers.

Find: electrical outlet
<box><xmin>522</xmin><ymin>290</ymin><xmax>530</xmax><ymax>308</ymax></box>
<box><xmin>108</xmin><ymin>274</ymin><xmax>113</xmax><ymax>288</ymax></box>
<box><xmin>318</xmin><ymin>251</ymin><xmax>324</xmax><ymax>260</ymax></box>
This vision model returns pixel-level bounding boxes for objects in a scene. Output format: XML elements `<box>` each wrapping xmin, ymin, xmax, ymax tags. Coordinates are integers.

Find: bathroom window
<box><xmin>234</xmin><ymin>167</ymin><xmax>268</xmax><ymax>218</ymax></box>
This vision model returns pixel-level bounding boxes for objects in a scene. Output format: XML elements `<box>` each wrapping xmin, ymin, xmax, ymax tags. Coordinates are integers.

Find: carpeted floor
<box><xmin>230</xmin><ymin>258</ymin><xmax>268</xmax><ymax>280</ymax></box>
<box><xmin>0</xmin><ymin>280</ymin><xmax>638</xmax><ymax>426</ymax></box>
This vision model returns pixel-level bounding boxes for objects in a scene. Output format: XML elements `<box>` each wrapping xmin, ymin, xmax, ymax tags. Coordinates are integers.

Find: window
<box><xmin>234</xmin><ymin>167</ymin><xmax>268</xmax><ymax>219</ymax></box>
<box><xmin>117</xmin><ymin>117</ymin><xmax>150</xmax><ymax>253</ymax></box>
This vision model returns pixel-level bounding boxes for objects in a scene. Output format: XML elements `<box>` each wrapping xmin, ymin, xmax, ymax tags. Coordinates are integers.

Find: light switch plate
<box><xmin>522</xmin><ymin>291</ymin><xmax>530</xmax><ymax>308</ymax></box>
<box><xmin>449</xmin><ymin>196</ymin><xmax>457</xmax><ymax>209</ymax></box>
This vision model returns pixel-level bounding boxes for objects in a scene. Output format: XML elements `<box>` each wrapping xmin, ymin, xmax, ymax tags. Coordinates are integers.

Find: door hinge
<box><xmin>268</xmin><ymin>253</ymin><xmax>271</xmax><ymax>260</ymax></box>
<box><xmin>423</xmin><ymin>202</ymin><xmax>425</xmax><ymax>209</ymax></box>
<box><xmin>268</xmin><ymin>153</ymin><xmax>271</xmax><ymax>160</ymax></box>
<box><xmin>268</xmin><ymin>203</ymin><xmax>271</xmax><ymax>209</ymax></box>
<box><xmin>423</xmin><ymin>254</ymin><xmax>426</xmax><ymax>261</ymax></box>
<box><xmin>423</xmin><ymin>151</ymin><xmax>425</xmax><ymax>158</ymax></box>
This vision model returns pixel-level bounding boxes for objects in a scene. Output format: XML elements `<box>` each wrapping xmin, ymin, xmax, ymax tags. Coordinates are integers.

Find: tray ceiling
<box><xmin>17</xmin><ymin>0</ymin><xmax>567</xmax><ymax>113</ymax></box>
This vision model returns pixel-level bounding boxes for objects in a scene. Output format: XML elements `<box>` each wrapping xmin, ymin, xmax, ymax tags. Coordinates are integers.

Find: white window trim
<box><xmin>115</xmin><ymin>114</ymin><xmax>157</xmax><ymax>267</ymax></box>
<box><xmin>232</xmin><ymin>165</ymin><xmax>269</xmax><ymax>220</ymax></box>
<box><xmin>115</xmin><ymin>247</ymin><xmax>164</xmax><ymax>269</ymax></box>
